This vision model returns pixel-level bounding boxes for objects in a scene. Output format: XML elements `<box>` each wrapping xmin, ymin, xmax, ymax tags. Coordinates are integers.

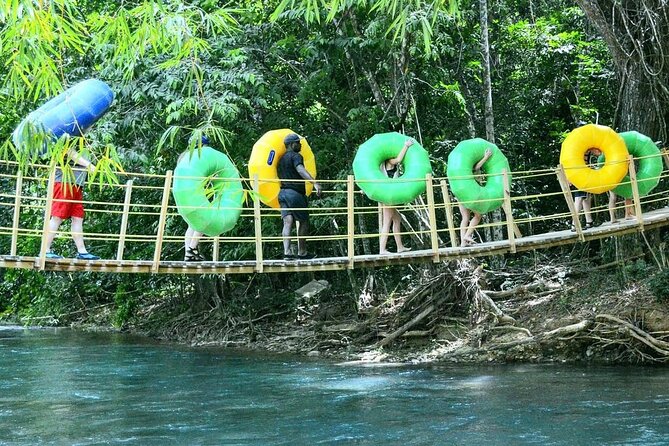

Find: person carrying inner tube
<box><xmin>458</xmin><ymin>148</ymin><xmax>493</xmax><ymax>246</ymax></box>
<box><xmin>177</xmin><ymin>136</ymin><xmax>210</xmax><ymax>262</ymax></box>
<box><xmin>44</xmin><ymin>143</ymin><xmax>99</xmax><ymax>260</ymax></box>
<box><xmin>569</xmin><ymin>148</ymin><xmax>601</xmax><ymax>231</ymax></box>
<box><xmin>379</xmin><ymin>138</ymin><xmax>415</xmax><ymax>255</ymax></box>
<box><xmin>278</xmin><ymin>133</ymin><xmax>322</xmax><ymax>260</ymax></box>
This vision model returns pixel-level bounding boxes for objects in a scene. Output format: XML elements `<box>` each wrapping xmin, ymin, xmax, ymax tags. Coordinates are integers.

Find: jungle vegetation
<box><xmin>1</xmin><ymin>0</ymin><xmax>668</xmax><ymax>361</ymax></box>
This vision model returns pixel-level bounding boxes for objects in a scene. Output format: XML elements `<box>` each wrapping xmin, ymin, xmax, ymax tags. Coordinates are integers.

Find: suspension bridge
<box><xmin>1</xmin><ymin>154</ymin><xmax>669</xmax><ymax>275</ymax></box>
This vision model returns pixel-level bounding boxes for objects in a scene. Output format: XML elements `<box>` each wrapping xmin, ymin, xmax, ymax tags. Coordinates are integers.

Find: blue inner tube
<box><xmin>13</xmin><ymin>79</ymin><xmax>114</xmax><ymax>156</ymax></box>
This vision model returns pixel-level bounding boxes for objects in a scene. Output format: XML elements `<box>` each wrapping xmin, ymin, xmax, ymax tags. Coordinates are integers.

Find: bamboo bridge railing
<box><xmin>2</xmin><ymin>151</ymin><xmax>669</xmax><ymax>275</ymax></box>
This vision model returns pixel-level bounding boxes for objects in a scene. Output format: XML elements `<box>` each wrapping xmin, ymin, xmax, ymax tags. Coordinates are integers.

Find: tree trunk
<box><xmin>479</xmin><ymin>0</ymin><xmax>503</xmax><ymax>242</ymax></box>
<box><xmin>192</xmin><ymin>276</ymin><xmax>225</xmax><ymax>313</ymax></box>
<box><xmin>335</xmin><ymin>15</ymin><xmax>388</xmax><ymax>111</ymax></box>
<box><xmin>575</xmin><ymin>0</ymin><xmax>669</xmax><ymax>141</ymax></box>
<box><xmin>479</xmin><ymin>0</ymin><xmax>495</xmax><ymax>144</ymax></box>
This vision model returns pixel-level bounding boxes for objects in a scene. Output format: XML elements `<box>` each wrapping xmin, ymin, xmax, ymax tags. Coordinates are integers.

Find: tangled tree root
<box><xmin>132</xmin><ymin>255</ymin><xmax>669</xmax><ymax>364</ymax></box>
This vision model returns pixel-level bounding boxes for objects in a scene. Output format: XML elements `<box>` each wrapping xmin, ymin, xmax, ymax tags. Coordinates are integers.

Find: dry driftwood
<box><xmin>595</xmin><ymin>313</ymin><xmax>669</xmax><ymax>356</ymax></box>
<box><xmin>375</xmin><ymin>303</ymin><xmax>437</xmax><ymax>348</ymax></box>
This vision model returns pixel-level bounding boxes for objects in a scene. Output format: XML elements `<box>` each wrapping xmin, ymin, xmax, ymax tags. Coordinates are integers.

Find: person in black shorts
<box><xmin>277</xmin><ymin>133</ymin><xmax>322</xmax><ymax>260</ymax></box>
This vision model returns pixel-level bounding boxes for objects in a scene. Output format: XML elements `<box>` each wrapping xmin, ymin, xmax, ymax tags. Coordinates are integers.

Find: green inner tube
<box><xmin>611</xmin><ymin>131</ymin><xmax>662</xmax><ymax>199</ymax></box>
<box><xmin>352</xmin><ymin>132</ymin><xmax>432</xmax><ymax>206</ymax></box>
<box><xmin>446</xmin><ymin>138</ymin><xmax>511</xmax><ymax>214</ymax></box>
<box><xmin>172</xmin><ymin>146</ymin><xmax>245</xmax><ymax>236</ymax></box>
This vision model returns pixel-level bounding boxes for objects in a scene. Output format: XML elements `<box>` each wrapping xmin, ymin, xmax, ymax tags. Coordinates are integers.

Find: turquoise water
<box><xmin>1</xmin><ymin>326</ymin><xmax>668</xmax><ymax>445</ymax></box>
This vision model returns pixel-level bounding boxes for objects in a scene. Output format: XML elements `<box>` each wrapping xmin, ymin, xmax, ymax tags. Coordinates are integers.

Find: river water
<box><xmin>1</xmin><ymin>326</ymin><xmax>668</xmax><ymax>445</ymax></box>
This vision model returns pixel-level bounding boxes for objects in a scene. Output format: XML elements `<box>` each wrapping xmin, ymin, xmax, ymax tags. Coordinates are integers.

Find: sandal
<box><xmin>185</xmin><ymin>247</ymin><xmax>206</xmax><ymax>262</ymax></box>
<box><xmin>76</xmin><ymin>252</ymin><xmax>100</xmax><ymax>260</ymax></box>
<box><xmin>45</xmin><ymin>251</ymin><xmax>63</xmax><ymax>259</ymax></box>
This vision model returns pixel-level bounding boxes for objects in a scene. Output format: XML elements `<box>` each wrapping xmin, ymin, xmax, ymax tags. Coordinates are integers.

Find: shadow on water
<box><xmin>1</xmin><ymin>328</ymin><xmax>668</xmax><ymax>445</ymax></box>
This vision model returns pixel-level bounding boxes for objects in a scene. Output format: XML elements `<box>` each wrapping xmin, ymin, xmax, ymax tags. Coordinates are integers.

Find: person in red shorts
<box><xmin>44</xmin><ymin>148</ymin><xmax>99</xmax><ymax>260</ymax></box>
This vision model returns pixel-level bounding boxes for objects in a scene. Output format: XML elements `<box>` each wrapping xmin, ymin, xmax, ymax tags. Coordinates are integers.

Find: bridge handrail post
<box><xmin>662</xmin><ymin>148</ymin><xmax>669</xmax><ymax>170</ymax></box>
<box><xmin>502</xmin><ymin>169</ymin><xmax>516</xmax><ymax>253</ymax></box>
<box><xmin>252</xmin><ymin>174</ymin><xmax>264</xmax><ymax>273</ymax></box>
<box><xmin>555</xmin><ymin>164</ymin><xmax>584</xmax><ymax>241</ymax></box>
<box><xmin>152</xmin><ymin>171</ymin><xmax>172</xmax><ymax>272</ymax></box>
<box><xmin>38</xmin><ymin>169</ymin><xmax>56</xmax><ymax>270</ymax></box>
<box><xmin>346</xmin><ymin>175</ymin><xmax>355</xmax><ymax>268</ymax></box>
<box><xmin>440</xmin><ymin>180</ymin><xmax>459</xmax><ymax>247</ymax></box>
<box><xmin>10</xmin><ymin>170</ymin><xmax>23</xmax><ymax>256</ymax></box>
<box><xmin>213</xmin><ymin>237</ymin><xmax>220</xmax><ymax>262</ymax></box>
<box><xmin>377</xmin><ymin>202</ymin><xmax>383</xmax><ymax>247</ymax></box>
<box><xmin>425</xmin><ymin>174</ymin><xmax>440</xmax><ymax>262</ymax></box>
<box><xmin>627</xmin><ymin>154</ymin><xmax>644</xmax><ymax>229</ymax></box>
<box><xmin>116</xmin><ymin>179</ymin><xmax>134</xmax><ymax>261</ymax></box>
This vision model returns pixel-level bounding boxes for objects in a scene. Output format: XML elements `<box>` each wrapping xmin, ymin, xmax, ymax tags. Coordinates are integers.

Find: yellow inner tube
<box><xmin>560</xmin><ymin>124</ymin><xmax>628</xmax><ymax>194</ymax></box>
<box><xmin>248</xmin><ymin>129</ymin><xmax>317</xmax><ymax>208</ymax></box>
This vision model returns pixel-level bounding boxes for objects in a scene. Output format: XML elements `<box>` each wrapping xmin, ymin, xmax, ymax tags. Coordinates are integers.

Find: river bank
<box><xmin>115</xmin><ymin>254</ymin><xmax>669</xmax><ymax>365</ymax></box>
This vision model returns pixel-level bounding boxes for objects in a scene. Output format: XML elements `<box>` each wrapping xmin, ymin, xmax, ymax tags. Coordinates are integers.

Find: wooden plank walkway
<box><xmin>2</xmin><ymin>207</ymin><xmax>667</xmax><ymax>275</ymax></box>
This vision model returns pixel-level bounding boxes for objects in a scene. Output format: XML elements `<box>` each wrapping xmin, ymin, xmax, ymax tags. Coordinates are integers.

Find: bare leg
<box><xmin>458</xmin><ymin>203</ymin><xmax>470</xmax><ymax>245</ymax></box>
<box><xmin>45</xmin><ymin>216</ymin><xmax>64</xmax><ymax>252</ymax></box>
<box><xmin>185</xmin><ymin>226</ymin><xmax>194</xmax><ymax>251</ymax></box>
<box><xmin>297</xmin><ymin>219</ymin><xmax>309</xmax><ymax>256</ymax></box>
<box><xmin>608</xmin><ymin>192</ymin><xmax>617</xmax><ymax>223</ymax></box>
<box><xmin>282</xmin><ymin>214</ymin><xmax>295</xmax><ymax>255</ymax></box>
<box><xmin>582</xmin><ymin>194</ymin><xmax>594</xmax><ymax>225</ymax></box>
<box><xmin>185</xmin><ymin>226</ymin><xmax>202</xmax><ymax>250</ymax></box>
<box><xmin>625</xmin><ymin>198</ymin><xmax>635</xmax><ymax>219</ymax></box>
<box><xmin>379</xmin><ymin>205</ymin><xmax>394</xmax><ymax>254</ymax></box>
<box><xmin>71</xmin><ymin>217</ymin><xmax>88</xmax><ymax>253</ymax></box>
<box><xmin>391</xmin><ymin>208</ymin><xmax>409</xmax><ymax>252</ymax></box>
<box><xmin>573</xmin><ymin>196</ymin><xmax>583</xmax><ymax>227</ymax></box>
<box><xmin>463</xmin><ymin>212</ymin><xmax>482</xmax><ymax>244</ymax></box>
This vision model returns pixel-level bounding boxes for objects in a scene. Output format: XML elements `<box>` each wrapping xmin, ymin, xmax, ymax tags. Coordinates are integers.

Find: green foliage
<box><xmin>0</xmin><ymin>269</ymin><xmax>75</xmax><ymax>323</ymax></box>
<box><xmin>270</xmin><ymin>0</ymin><xmax>457</xmax><ymax>53</ymax></box>
<box><xmin>0</xmin><ymin>0</ymin><xmax>629</xmax><ymax>324</ymax></box>
<box><xmin>648</xmin><ymin>269</ymin><xmax>669</xmax><ymax>303</ymax></box>
<box><xmin>621</xmin><ymin>259</ymin><xmax>648</xmax><ymax>282</ymax></box>
<box><xmin>113</xmin><ymin>285</ymin><xmax>137</xmax><ymax>328</ymax></box>
<box><xmin>1</xmin><ymin>0</ymin><xmax>242</xmax><ymax>174</ymax></box>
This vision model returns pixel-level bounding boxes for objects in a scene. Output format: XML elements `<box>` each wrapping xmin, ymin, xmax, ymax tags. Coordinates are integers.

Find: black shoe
<box><xmin>297</xmin><ymin>253</ymin><xmax>317</xmax><ymax>260</ymax></box>
<box><xmin>283</xmin><ymin>254</ymin><xmax>296</xmax><ymax>260</ymax></box>
<box><xmin>185</xmin><ymin>247</ymin><xmax>206</xmax><ymax>262</ymax></box>
<box><xmin>584</xmin><ymin>221</ymin><xmax>595</xmax><ymax>229</ymax></box>
<box><xmin>76</xmin><ymin>252</ymin><xmax>100</xmax><ymax>260</ymax></box>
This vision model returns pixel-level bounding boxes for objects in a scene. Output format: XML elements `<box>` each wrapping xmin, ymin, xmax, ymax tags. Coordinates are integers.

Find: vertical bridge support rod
<box><xmin>346</xmin><ymin>175</ymin><xmax>355</xmax><ymax>268</ymax></box>
<box><xmin>116</xmin><ymin>180</ymin><xmax>134</xmax><ymax>261</ymax></box>
<box><xmin>253</xmin><ymin>174</ymin><xmax>264</xmax><ymax>273</ymax></box>
<box><xmin>152</xmin><ymin>171</ymin><xmax>172</xmax><ymax>273</ymax></box>
<box><xmin>555</xmin><ymin>164</ymin><xmax>584</xmax><ymax>241</ymax></box>
<box><xmin>425</xmin><ymin>174</ymin><xmax>440</xmax><ymax>262</ymax></box>
<box><xmin>502</xmin><ymin>169</ymin><xmax>516</xmax><ymax>253</ymax></box>
<box><xmin>38</xmin><ymin>169</ymin><xmax>56</xmax><ymax>270</ymax></box>
<box><xmin>440</xmin><ymin>179</ymin><xmax>459</xmax><ymax>248</ymax></box>
<box><xmin>627</xmin><ymin>154</ymin><xmax>644</xmax><ymax>230</ymax></box>
<box><xmin>10</xmin><ymin>170</ymin><xmax>23</xmax><ymax>256</ymax></box>
<box><xmin>212</xmin><ymin>237</ymin><xmax>220</xmax><ymax>263</ymax></box>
